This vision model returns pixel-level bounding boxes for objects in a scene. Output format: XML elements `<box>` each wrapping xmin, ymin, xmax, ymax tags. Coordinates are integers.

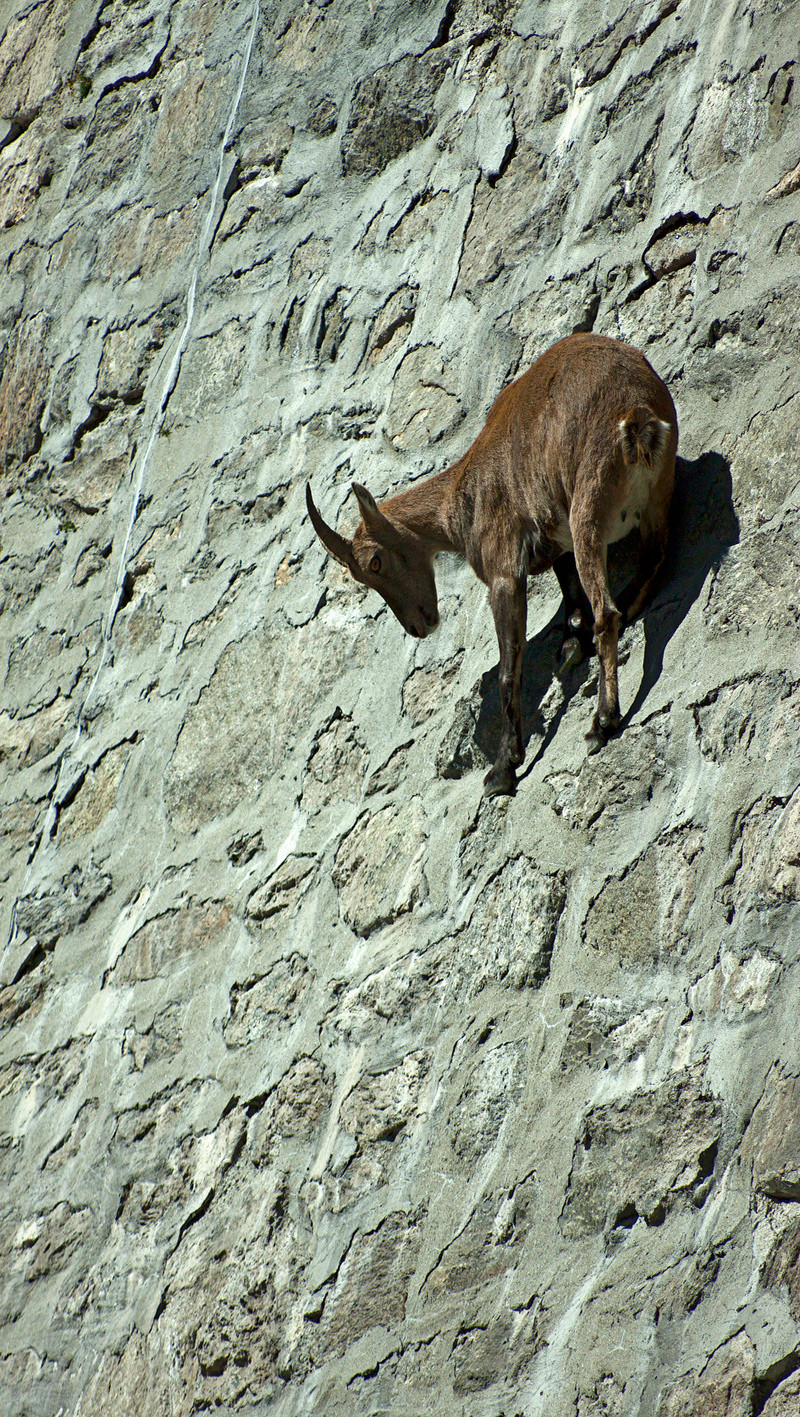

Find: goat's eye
<box><xmin>369</xmin><ymin>554</ymin><xmax>381</xmax><ymax>575</ymax></box>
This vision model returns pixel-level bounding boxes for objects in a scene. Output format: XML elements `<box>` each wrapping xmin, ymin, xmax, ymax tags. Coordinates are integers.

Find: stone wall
<box><xmin>1</xmin><ymin>0</ymin><xmax>799</xmax><ymax>1412</ymax></box>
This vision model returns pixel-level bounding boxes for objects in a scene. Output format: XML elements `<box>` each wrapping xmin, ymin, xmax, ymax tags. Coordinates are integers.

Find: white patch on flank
<box><xmin>607</xmin><ymin>459</ymin><xmax>662</xmax><ymax>544</ymax></box>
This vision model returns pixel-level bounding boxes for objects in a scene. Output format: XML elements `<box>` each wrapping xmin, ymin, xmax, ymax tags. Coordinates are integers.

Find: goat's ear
<box><xmin>351</xmin><ymin>482</ymin><xmax>403</xmax><ymax>549</ymax></box>
<box><xmin>351</xmin><ymin>482</ymin><xmax>380</xmax><ymax>521</ymax></box>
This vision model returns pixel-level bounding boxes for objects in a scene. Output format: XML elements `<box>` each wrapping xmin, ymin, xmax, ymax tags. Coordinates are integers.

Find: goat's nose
<box><xmin>423</xmin><ymin>608</ymin><xmax>439</xmax><ymax>629</ymax></box>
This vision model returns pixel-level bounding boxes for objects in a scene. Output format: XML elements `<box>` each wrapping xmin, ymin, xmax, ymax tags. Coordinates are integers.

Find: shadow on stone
<box><xmin>626</xmin><ymin>449</ymin><xmax>739</xmax><ymax>725</ymax></box>
<box><xmin>473</xmin><ymin>615</ymin><xmax>578</xmax><ymax>776</ymax></box>
<box><xmin>469</xmin><ymin>450</ymin><xmax>738</xmax><ymax>778</ymax></box>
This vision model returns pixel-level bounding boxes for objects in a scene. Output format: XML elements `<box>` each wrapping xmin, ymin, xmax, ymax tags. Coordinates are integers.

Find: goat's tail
<box><xmin>619</xmin><ymin>406</ymin><xmax>672</xmax><ymax>468</ymax></box>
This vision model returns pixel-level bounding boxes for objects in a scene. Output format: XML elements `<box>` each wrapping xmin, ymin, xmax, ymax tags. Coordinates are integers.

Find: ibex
<box><xmin>307</xmin><ymin>332</ymin><xmax>678</xmax><ymax>796</ymax></box>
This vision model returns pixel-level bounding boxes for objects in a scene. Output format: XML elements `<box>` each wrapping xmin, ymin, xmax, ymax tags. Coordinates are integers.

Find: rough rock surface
<box><xmin>1</xmin><ymin>0</ymin><xmax>799</xmax><ymax>1413</ymax></box>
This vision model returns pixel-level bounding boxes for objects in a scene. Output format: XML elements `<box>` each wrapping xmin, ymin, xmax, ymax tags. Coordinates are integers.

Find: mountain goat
<box><xmin>307</xmin><ymin>332</ymin><xmax>678</xmax><ymax>795</ymax></box>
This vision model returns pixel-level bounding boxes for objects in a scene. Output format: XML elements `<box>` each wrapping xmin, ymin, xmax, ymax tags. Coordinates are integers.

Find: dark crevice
<box><xmin>376</xmin><ymin>1118</ymin><xmax>407</xmax><ymax>1142</ymax></box>
<box><xmin>53</xmin><ymin>766</ymin><xmax>88</xmax><ymax>822</ymax></box>
<box><xmin>586</xmin><ymin>0</ymin><xmax>681</xmax><ymax>87</ymax></box>
<box><xmin>571</xmin><ymin>290</ymin><xmax>601</xmax><ymax>333</ymax></box>
<box><xmin>0</xmin><ymin>119</ymin><xmax>27</xmax><ymax>152</ymax></box>
<box><xmin>642</xmin><ymin>210</ymin><xmax>706</xmax><ymax>277</ymax></box>
<box><xmin>210</xmin><ymin>158</ymin><xmax>242</xmax><ymax>247</ymax></box>
<box><xmin>315</xmin><ymin>290</ymin><xmax>340</xmax><ymax>355</ymax></box>
<box><xmin>284</xmin><ymin>173</ymin><xmax>311</xmax><ymax>198</ymax></box>
<box><xmin>706</xmin><ymin>313</ymin><xmax>739</xmax><ymax>348</ymax></box>
<box><xmin>645</xmin><ymin>1200</ymin><xmax>666</xmax><ymax>1226</ymax></box>
<box><xmin>114</xmin><ymin>1178</ymin><xmax>132</xmax><ymax>1222</ymax></box>
<box><xmin>386</xmin><ymin>189</ymin><xmax>423</xmax><ymax>240</ymax></box>
<box><xmin>646</xmin><ymin>209</ymin><xmax>705</xmax><ymax>246</ymax></box>
<box><xmin>431</xmin><ymin>0</ymin><xmax>457</xmax><ymax>48</ymax></box>
<box><xmin>22</xmin><ymin>749</ymin><xmax>70</xmax><ymax>864</ymax></box>
<box><xmin>371</xmin><ymin>311</ymin><xmax>414</xmax><ymax>354</ymax></box>
<box><xmin>208</xmin><ymin>257</ymin><xmax>274</xmax><ymax>287</ymax></box>
<box><xmin>474</xmin><ymin>30</ymin><xmax>502</xmax><ymax>58</ymax></box>
<box><xmin>115</xmin><ymin>569</ymin><xmax>136</xmax><ymax>613</ymax></box>
<box><xmin>176</xmin><ymin>1185</ymin><xmax>215</xmax><ymax>1244</ymax></box>
<box><xmin>26</xmin><ymin>416</ymin><xmax>46</xmax><ymax>466</ymax></box>
<box><xmin>224</xmin><ymin>1127</ymin><xmax>247</xmax><ymax>1173</ymax></box>
<box><xmin>271</xmin><ymin>1186</ymin><xmax>286</xmax><ymax>1228</ymax></box>
<box><xmin>487</xmin><ymin>129</ymin><xmax>518</xmax><ymax>188</ymax></box>
<box><xmin>695</xmin><ymin>1136</ymin><xmax>719</xmax><ymax>1182</ymax></box>
<box><xmin>279</xmin><ymin>297</ymin><xmax>298</xmax><ymax>349</ymax></box>
<box><xmin>636</xmin><ymin>0</ymin><xmax>681</xmax><ymax>52</ymax></box>
<box><xmin>65</xmin><ymin>402</ymin><xmax>114</xmax><ymax>461</ymax></box>
<box><xmin>304</xmin><ymin>1291</ymin><xmax>327</xmax><ymax>1324</ymax></box>
<box><xmin>752</xmin><ymin>1352</ymin><xmax>800</xmax><ymax>1416</ymax></box>
<box><xmin>611</xmin><ymin>1201</ymin><xmax>639</xmax><ymax>1231</ymax></box>
<box><xmin>624</xmin><ymin>272</ymin><xmax>658</xmax><ymax>304</ymax></box>
<box><xmin>221</xmin><ymin>159</ymin><xmax>242</xmax><ymax>206</ymax></box>
<box><xmin>11</xmin><ymin>940</ymin><xmax>47</xmax><ymax>984</ymax></box>
<box><xmin>692</xmin><ymin>1136</ymin><xmax>719</xmax><ymax>1206</ymax></box>
<box><xmin>776</xmin><ymin>221</ymin><xmax>799</xmax><ymax>254</ymax></box>
<box><xmin>77</xmin><ymin>4</ymin><xmax>108</xmax><ymax>58</ymax></box>
<box><xmin>199</xmin><ymin>1354</ymin><xmax>228</xmax><ymax>1378</ymax></box>
<box><xmin>112</xmin><ymin>557</ymin><xmax>150</xmax><ymax>621</ymax></box>
<box><xmin>95</xmin><ymin>42</ymin><xmax>166</xmax><ymax>107</ymax></box>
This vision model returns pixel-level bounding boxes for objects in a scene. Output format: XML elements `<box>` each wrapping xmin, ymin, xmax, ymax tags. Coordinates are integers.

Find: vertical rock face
<box><xmin>1</xmin><ymin>0</ymin><xmax>799</xmax><ymax>1412</ymax></box>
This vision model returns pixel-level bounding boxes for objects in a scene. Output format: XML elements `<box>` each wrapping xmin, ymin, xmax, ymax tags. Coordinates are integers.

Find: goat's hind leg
<box><xmin>484</xmin><ymin>576</ymin><xmax>527</xmax><ymax>796</ymax></box>
<box><xmin>616</xmin><ymin>474</ymin><xmax>673</xmax><ymax>627</ymax></box>
<box><xmin>571</xmin><ymin>509</ymin><xmax>622</xmax><ymax>752</ymax></box>
<box><xmin>617</xmin><ymin>418</ymin><xmax>675</xmax><ymax>625</ymax></box>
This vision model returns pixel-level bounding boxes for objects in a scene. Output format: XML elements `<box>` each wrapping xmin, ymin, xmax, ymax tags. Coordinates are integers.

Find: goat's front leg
<box><xmin>484</xmin><ymin>576</ymin><xmax>527</xmax><ymax>797</ymax></box>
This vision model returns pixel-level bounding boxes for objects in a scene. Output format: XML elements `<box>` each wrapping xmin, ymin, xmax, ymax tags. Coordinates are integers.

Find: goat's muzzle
<box><xmin>406</xmin><ymin>608</ymin><xmax>439</xmax><ymax>638</ymax></box>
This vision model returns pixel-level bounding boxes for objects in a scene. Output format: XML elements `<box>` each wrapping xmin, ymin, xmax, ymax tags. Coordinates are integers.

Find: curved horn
<box><xmin>306</xmin><ymin>484</ymin><xmax>358</xmax><ymax>571</ymax></box>
<box><xmin>351</xmin><ymin>482</ymin><xmax>405</xmax><ymax>550</ymax></box>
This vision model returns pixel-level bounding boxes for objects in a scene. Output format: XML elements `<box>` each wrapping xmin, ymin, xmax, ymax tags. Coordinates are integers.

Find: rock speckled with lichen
<box><xmin>1</xmin><ymin>0</ymin><xmax>800</xmax><ymax>1413</ymax></box>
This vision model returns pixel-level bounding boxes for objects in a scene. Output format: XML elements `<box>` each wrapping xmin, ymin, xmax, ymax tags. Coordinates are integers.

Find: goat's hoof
<box><xmin>558</xmin><ymin>636</ymin><xmax>584</xmax><ymax>674</ymax></box>
<box><xmin>559</xmin><ymin>630</ymin><xmax>594</xmax><ymax>675</ymax></box>
<box><xmin>483</xmin><ymin>763</ymin><xmax>517</xmax><ymax>797</ymax></box>
<box><xmin>585</xmin><ymin>712</ymin><xmax>621</xmax><ymax>752</ymax></box>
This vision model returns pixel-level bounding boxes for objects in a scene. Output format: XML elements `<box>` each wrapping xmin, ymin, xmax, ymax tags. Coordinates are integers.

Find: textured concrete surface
<box><xmin>1</xmin><ymin>0</ymin><xmax>799</xmax><ymax>1413</ymax></box>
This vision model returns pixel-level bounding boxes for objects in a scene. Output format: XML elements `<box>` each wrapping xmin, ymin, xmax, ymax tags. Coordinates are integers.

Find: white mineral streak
<box><xmin>2</xmin><ymin>0</ymin><xmax>261</xmax><ymax>957</ymax></box>
<box><xmin>523</xmin><ymin>1259</ymin><xmax>610</xmax><ymax>1416</ymax></box>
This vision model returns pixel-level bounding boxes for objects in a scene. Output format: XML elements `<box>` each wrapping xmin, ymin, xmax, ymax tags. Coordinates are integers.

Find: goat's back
<box><xmin>451</xmin><ymin>332</ymin><xmax>677</xmax><ymax>573</ymax></box>
<box><xmin>485</xmin><ymin>332</ymin><xmax>673</xmax><ymax>468</ymax></box>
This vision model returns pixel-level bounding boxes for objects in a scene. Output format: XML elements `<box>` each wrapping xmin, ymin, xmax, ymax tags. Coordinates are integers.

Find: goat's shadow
<box><xmin>473</xmin><ymin>451</ymin><xmax>739</xmax><ymax>773</ymax></box>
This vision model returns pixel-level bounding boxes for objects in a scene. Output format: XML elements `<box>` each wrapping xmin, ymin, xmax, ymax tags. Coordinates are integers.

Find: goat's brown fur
<box><xmin>307</xmin><ymin>332</ymin><xmax>678</xmax><ymax>796</ymax></box>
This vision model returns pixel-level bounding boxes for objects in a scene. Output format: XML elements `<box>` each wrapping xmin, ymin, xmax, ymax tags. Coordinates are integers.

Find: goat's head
<box><xmin>306</xmin><ymin>482</ymin><xmax>439</xmax><ymax>639</ymax></box>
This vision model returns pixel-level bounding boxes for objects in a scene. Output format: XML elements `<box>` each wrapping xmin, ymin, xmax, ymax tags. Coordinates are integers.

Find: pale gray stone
<box><xmin>1</xmin><ymin>0</ymin><xmax>800</xmax><ymax>1413</ymax></box>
